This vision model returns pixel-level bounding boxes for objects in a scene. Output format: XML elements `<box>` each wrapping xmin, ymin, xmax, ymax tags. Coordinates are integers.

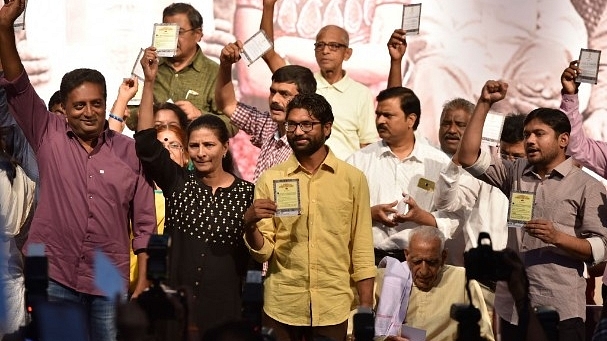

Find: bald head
<box><xmin>316</xmin><ymin>25</ymin><xmax>349</xmax><ymax>46</ymax></box>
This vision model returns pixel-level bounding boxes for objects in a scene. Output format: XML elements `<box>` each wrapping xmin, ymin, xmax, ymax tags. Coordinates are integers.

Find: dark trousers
<box><xmin>500</xmin><ymin>316</ymin><xmax>584</xmax><ymax>341</ymax></box>
<box><xmin>262</xmin><ymin>312</ymin><xmax>348</xmax><ymax>341</ymax></box>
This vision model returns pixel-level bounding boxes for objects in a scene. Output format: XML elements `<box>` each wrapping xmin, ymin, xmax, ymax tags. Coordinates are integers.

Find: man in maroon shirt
<box><xmin>0</xmin><ymin>2</ymin><xmax>156</xmax><ymax>341</ymax></box>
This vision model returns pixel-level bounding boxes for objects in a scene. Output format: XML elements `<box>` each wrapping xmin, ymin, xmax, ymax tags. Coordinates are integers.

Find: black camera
<box><xmin>463</xmin><ymin>232</ymin><xmax>509</xmax><ymax>282</ymax></box>
<box><xmin>353</xmin><ymin>307</ymin><xmax>374</xmax><ymax>341</ymax></box>
<box><xmin>135</xmin><ymin>235</ymin><xmax>194</xmax><ymax>340</ymax></box>
<box><xmin>450</xmin><ymin>303</ymin><xmax>483</xmax><ymax>341</ymax></box>
<box><xmin>145</xmin><ymin>234</ymin><xmax>170</xmax><ymax>283</ymax></box>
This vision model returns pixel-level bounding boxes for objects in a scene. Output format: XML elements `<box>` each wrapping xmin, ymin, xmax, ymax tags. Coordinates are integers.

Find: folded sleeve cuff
<box><xmin>588</xmin><ymin>236</ymin><xmax>606</xmax><ymax>264</ymax></box>
<box><xmin>243</xmin><ymin>234</ymin><xmax>273</xmax><ymax>263</ymax></box>
<box><xmin>464</xmin><ymin>149</ymin><xmax>491</xmax><ymax>177</ymax></box>
<box><xmin>352</xmin><ymin>267</ymin><xmax>378</xmax><ymax>283</ymax></box>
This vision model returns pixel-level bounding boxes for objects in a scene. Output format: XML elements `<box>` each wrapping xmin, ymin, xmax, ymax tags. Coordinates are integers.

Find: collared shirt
<box><xmin>247</xmin><ymin>150</ymin><xmax>377</xmax><ymax>326</ymax></box>
<box><xmin>1</xmin><ymin>71</ymin><xmax>156</xmax><ymax>296</ymax></box>
<box><xmin>466</xmin><ymin>150</ymin><xmax>607</xmax><ymax>322</ymax></box>
<box><xmin>435</xmin><ymin>161</ymin><xmax>509</xmax><ymax>266</ymax></box>
<box><xmin>155</xmin><ymin>48</ymin><xmax>238</xmax><ymax>136</ymax></box>
<box><xmin>0</xmin><ymin>165</ymin><xmax>35</xmax><ymax>236</ymax></box>
<box><xmin>561</xmin><ymin>93</ymin><xmax>607</xmax><ymax>178</ymax></box>
<box><xmin>231</xmin><ymin>102</ymin><xmax>292</xmax><ymax>183</ymax></box>
<box><xmin>0</xmin><ymin>86</ymin><xmax>38</xmax><ymax>182</ymax></box>
<box><xmin>347</xmin><ymin>141</ymin><xmax>458</xmax><ymax>250</ymax></box>
<box><xmin>315</xmin><ymin>72</ymin><xmax>378</xmax><ymax>160</ymax></box>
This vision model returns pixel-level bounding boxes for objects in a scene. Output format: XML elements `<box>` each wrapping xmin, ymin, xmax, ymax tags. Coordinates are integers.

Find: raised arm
<box><xmin>109</xmin><ymin>77</ymin><xmax>138</xmax><ymax>133</ymax></box>
<box><xmin>457</xmin><ymin>80</ymin><xmax>508</xmax><ymax>168</ymax></box>
<box><xmin>260</xmin><ymin>0</ymin><xmax>286</xmax><ymax>73</ymax></box>
<box><xmin>136</xmin><ymin>47</ymin><xmax>159</xmax><ymax>132</ymax></box>
<box><xmin>387</xmin><ymin>29</ymin><xmax>406</xmax><ymax>88</ymax></box>
<box><xmin>0</xmin><ymin>0</ymin><xmax>24</xmax><ymax>81</ymax></box>
<box><xmin>560</xmin><ymin>60</ymin><xmax>607</xmax><ymax>178</ymax></box>
<box><xmin>215</xmin><ymin>42</ymin><xmax>244</xmax><ymax>118</ymax></box>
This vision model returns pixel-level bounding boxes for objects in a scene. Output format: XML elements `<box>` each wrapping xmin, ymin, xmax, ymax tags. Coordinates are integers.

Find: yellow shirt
<box><xmin>129</xmin><ymin>190</ymin><xmax>165</xmax><ymax>292</ymax></box>
<box><xmin>248</xmin><ymin>150</ymin><xmax>377</xmax><ymax>326</ymax></box>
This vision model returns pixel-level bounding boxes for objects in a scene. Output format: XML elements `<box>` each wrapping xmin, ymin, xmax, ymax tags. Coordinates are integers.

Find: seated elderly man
<box><xmin>375</xmin><ymin>226</ymin><xmax>494</xmax><ymax>341</ymax></box>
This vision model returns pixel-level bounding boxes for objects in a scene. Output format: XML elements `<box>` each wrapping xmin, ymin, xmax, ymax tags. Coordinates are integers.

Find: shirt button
<box><xmin>88</xmin><ymin>156</ymin><xmax>92</xmax><ymax>159</ymax></box>
<box><xmin>89</xmin><ymin>195</ymin><xmax>93</xmax><ymax>199</ymax></box>
<box><xmin>195</xmin><ymin>281</ymin><xmax>199</xmax><ymax>286</ymax></box>
<box><xmin>89</xmin><ymin>175</ymin><xmax>93</xmax><ymax>178</ymax></box>
<box><xmin>201</xmin><ymin>253</ymin><xmax>205</xmax><ymax>257</ymax></box>
<box><xmin>197</xmin><ymin>267</ymin><xmax>202</xmax><ymax>271</ymax></box>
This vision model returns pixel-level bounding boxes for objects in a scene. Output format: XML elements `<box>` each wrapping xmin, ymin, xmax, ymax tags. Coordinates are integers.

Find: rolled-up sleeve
<box><xmin>245</xmin><ymin>172</ymin><xmax>276</xmax><ymax>263</ymax></box>
<box><xmin>130</xmin><ymin>163</ymin><xmax>157</xmax><ymax>252</ymax></box>
<box><xmin>350</xmin><ymin>172</ymin><xmax>377</xmax><ymax>282</ymax></box>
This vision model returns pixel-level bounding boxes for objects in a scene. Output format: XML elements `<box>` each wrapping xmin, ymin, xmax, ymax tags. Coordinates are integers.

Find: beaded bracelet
<box><xmin>109</xmin><ymin>113</ymin><xmax>124</xmax><ymax>122</ymax></box>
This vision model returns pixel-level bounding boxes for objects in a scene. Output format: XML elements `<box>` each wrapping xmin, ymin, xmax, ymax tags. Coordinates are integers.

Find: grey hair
<box><xmin>410</xmin><ymin>226</ymin><xmax>445</xmax><ymax>252</ymax></box>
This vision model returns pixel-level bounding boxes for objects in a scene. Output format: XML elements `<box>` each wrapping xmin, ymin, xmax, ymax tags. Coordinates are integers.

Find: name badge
<box><xmin>417</xmin><ymin>178</ymin><xmax>435</xmax><ymax>192</ymax></box>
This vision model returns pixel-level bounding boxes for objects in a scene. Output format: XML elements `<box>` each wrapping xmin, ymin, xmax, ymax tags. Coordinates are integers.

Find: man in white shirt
<box><xmin>347</xmin><ymin>87</ymin><xmax>458</xmax><ymax>264</ymax></box>
<box><xmin>435</xmin><ymin>99</ymin><xmax>515</xmax><ymax>266</ymax></box>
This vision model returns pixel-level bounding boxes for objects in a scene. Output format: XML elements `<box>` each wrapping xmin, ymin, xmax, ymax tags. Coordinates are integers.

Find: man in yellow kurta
<box><xmin>243</xmin><ymin>93</ymin><xmax>376</xmax><ymax>341</ymax></box>
<box><xmin>377</xmin><ymin>226</ymin><xmax>494</xmax><ymax>341</ymax></box>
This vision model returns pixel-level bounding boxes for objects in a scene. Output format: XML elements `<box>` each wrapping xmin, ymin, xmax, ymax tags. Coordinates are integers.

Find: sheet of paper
<box><xmin>375</xmin><ymin>277</ymin><xmax>409</xmax><ymax>336</ymax></box>
<box><xmin>508</xmin><ymin>191</ymin><xmax>535</xmax><ymax>228</ymax></box>
<box><xmin>481</xmin><ymin>111</ymin><xmax>505</xmax><ymax>147</ymax></box>
<box><xmin>152</xmin><ymin>23</ymin><xmax>179</xmax><ymax>57</ymax></box>
<box><xmin>401</xmin><ymin>4</ymin><xmax>422</xmax><ymax>35</ymax></box>
<box><xmin>400</xmin><ymin>325</ymin><xmax>426</xmax><ymax>341</ymax></box>
<box><xmin>576</xmin><ymin>48</ymin><xmax>601</xmax><ymax>84</ymax></box>
<box><xmin>273</xmin><ymin>179</ymin><xmax>301</xmax><ymax>217</ymax></box>
<box><xmin>241</xmin><ymin>30</ymin><xmax>273</xmax><ymax>66</ymax></box>
<box><xmin>94</xmin><ymin>250</ymin><xmax>125</xmax><ymax>302</ymax></box>
<box><xmin>131</xmin><ymin>48</ymin><xmax>145</xmax><ymax>80</ymax></box>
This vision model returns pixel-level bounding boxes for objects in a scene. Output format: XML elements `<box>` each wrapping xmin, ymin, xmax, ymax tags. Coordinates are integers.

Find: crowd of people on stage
<box><xmin>3</xmin><ymin>0</ymin><xmax>607</xmax><ymax>341</ymax></box>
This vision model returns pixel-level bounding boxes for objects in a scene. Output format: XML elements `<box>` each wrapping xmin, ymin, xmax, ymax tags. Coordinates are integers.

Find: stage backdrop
<box><xmin>19</xmin><ymin>0</ymin><xmax>607</xmax><ymax>181</ymax></box>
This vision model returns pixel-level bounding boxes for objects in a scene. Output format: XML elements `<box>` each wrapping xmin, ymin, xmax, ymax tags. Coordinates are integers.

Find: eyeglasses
<box><xmin>178</xmin><ymin>28</ymin><xmax>197</xmax><ymax>36</ymax></box>
<box><xmin>500</xmin><ymin>152</ymin><xmax>524</xmax><ymax>161</ymax></box>
<box><xmin>162</xmin><ymin>141</ymin><xmax>184</xmax><ymax>151</ymax></box>
<box><xmin>285</xmin><ymin>121</ymin><xmax>322</xmax><ymax>133</ymax></box>
<box><xmin>313</xmin><ymin>42</ymin><xmax>348</xmax><ymax>52</ymax></box>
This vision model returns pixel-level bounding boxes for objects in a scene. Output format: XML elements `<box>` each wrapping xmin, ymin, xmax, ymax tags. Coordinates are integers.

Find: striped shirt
<box><xmin>231</xmin><ymin>102</ymin><xmax>292</xmax><ymax>183</ymax></box>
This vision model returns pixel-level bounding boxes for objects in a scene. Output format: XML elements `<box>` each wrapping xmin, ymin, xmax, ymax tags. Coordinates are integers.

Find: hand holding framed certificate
<box><xmin>508</xmin><ymin>191</ymin><xmax>535</xmax><ymax>228</ymax></box>
<box><xmin>401</xmin><ymin>4</ymin><xmax>422</xmax><ymax>36</ymax></box>
<box><xmin>152</xmin><ymin>23</ymin><xmax>179</xmax><ymax>58</ymax></box>
<box><xmin>240</xmin><ymin>30</ymin><xmax>273</xmax><ymax>66</ymax></box>
<box><xmin>576</xmin><ymin>48</ymin><xmax>601</xmax><ymax>85</ymax></box>
<box><xmin>273</xmin><ymin>179</ymin><xmax>301</xmax><ymax>217</ymax></box>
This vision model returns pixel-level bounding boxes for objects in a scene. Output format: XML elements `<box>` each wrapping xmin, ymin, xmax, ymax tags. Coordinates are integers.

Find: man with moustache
<box><xmin>0</xmin><ymin>1</ymin><xmax>156</xmax><ymax>341</ymax></box>
<box><xmin>434</xmin><ymin>100</ymin><xmax>525</xmax><ymax>327</ymax></box>
<box><xmin>216</xmin><ymin>41</ymin><xmax>316</xmax><ymax>183</ymax></box>
<box><xmin>458</xmin><ymin>80</ymin><xmax>607</xmax><ymax>341</ymax></box>
<box><xmin>436</xmin><ymin>105</ymin><xmax>527</xmax><ymax>265</ymax></box>
<box><xmin>243</xmin><ymin>93</ymin><xmax>376</xmax><ymax>341</ymax></box>
<box><xmin>151</xmin><ymin>3</ymin><xmax>237</xmax><ymax>135</ymax></box>
<box><xmin>346</xmin><ymin>87</ymin><xmax>459</xmax><ymax>264</ymax></box>
<box><xmin>257</xmin><ymin>0</ymin><xmax>378</xmax><ymax>160</ymax></box>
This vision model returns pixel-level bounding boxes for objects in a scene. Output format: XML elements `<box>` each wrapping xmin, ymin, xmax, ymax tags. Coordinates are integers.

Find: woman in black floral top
<box><xmin>134</xmin><ymin>47</ymin><xmax>254</xmax><ymax>336</ymax></box>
